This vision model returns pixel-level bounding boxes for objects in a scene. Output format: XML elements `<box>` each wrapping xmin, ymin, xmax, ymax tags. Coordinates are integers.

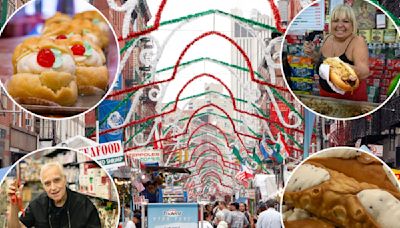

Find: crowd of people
<box><xmin>199</xmin><ymin>199</ymin><xmax>282</xmax><ymax>228</ymax></box>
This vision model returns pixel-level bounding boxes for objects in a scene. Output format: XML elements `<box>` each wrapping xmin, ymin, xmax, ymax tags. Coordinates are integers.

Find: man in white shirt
<box><xmin>256</xmin><ymin>199</ymin><xmax>282</xmax><ymax>228</ymax></box>
<box><xmin>199</xmin><ymin>211</ymin><xmax>214</xmax><ymax>228</ymax></box>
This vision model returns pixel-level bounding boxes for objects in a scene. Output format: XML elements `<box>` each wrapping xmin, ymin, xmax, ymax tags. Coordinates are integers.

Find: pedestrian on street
<box><xmin>199</xmin><ymin>211</ymin><xmax>214</xmax><ymax>228</ymax></box>
<box><xmin>215</xmin><ymin>211</ymin><xmax>229</xmax><ymax>228</ymax></box>
<box><xmin>217</xmin><ymin>201</ymin><xmax>232</xmax><ymax>226</ymax></box>
<box><xmin>229</xmin><ymin>202</ymin><xmax>249</xmax><ymax>228</ymax></box>
<box><xmin>239</xmin><ymin>203</ymin><xmax>255</xmax><ymax>228</ymax></box>
<box><xmin>256</xmin><ymin>199</ymin><xmax>281</xmax><ymax>228</ymax></box>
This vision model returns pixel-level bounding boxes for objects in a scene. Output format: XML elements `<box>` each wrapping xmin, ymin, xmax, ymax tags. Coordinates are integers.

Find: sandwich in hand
<box><xmin>323</xmin><ymin>57</ymin><xmax>359</xmax><ymax>92</ymax></box>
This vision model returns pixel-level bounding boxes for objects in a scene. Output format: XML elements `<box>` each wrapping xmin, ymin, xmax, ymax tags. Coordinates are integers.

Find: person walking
<box><xmin>239</xmin><ymin>203</ymin><xmax>255</xmax><ymax>228</ymax></box>
<box><xmin>256</xmin><ymin>199</ymin><xmax>281</xmax><ymax>228</ymax></box>
<box><xmin>229</xmin><ymin>202</ymin><xmax>249</xmax><ymax>228</ymax></box>
<box><xmin>215</xmin><ymin>211</ymin><xmax>229</xmax><ymax>228</ymax></box>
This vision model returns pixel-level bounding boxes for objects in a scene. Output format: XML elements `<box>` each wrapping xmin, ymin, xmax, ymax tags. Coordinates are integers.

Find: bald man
<box><xmin>7</xmin><ymin>162</ymin><xmax>101</xmax><ymax>228</ymax></box>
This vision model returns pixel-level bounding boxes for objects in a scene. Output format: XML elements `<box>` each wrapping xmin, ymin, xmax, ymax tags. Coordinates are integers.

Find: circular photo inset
<box><xmin>281</xmin><ymin>147</ymin><xmax>400</xmax><ymax>227</ymax></box>
<box><xmin>0</xmin><ymin>0</ymin><xmax>119</xmax><ymax>118</ymax></box>
<box><xmin>0</xmin><ymin>148</ymin><xmax>120</xmax><ymax>227</ymax></box>
<box><xmin>281</xmin><ymin>0</ymin><xmax>400</xmax><ymax>119</ymax></box>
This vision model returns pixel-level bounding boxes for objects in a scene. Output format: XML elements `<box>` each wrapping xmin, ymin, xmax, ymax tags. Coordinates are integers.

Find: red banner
<box><xmin>269</xmin><ymin>101</ymin><xmax>290</xmax><ymax>136</ymax></box>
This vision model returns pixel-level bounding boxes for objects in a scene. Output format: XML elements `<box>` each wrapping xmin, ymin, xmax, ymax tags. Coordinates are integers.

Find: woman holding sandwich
<box><xmin>304</xmin><ymin>4</ymin><xmax>370</xmax><ymax>101</ymax></box>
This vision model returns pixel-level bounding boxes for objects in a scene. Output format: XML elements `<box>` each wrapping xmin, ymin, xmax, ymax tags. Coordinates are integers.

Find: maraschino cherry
<box><xmin>71</xmin><ymin>44</ymin><xmax>85</xmax><ymax>56</ymax></box>
<box><xmin>37</xmin><ymin>49</ymin><xmax>55</xmax><ymax>67</ymax></box>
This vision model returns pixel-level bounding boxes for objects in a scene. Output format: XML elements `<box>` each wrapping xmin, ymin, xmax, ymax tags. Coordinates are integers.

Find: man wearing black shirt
<box><xmin>7</xmin><ymin>162</ymin><xmax>101</xmax><ymax>228</ymax></box>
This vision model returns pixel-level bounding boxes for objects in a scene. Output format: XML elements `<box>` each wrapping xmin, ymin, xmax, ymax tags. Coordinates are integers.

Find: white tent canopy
<box><xmin>56</xmin><ymin>135</ymin><xmax>99</xmax><ymax>149</ymax></box>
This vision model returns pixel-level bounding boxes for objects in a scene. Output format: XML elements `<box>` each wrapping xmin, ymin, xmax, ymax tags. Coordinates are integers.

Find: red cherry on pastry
<box><xmin>71</xmin><ymin>44</ymin><xmax>85</xmax><ymax>56</ymax></box>
<box><xmin>56</xmin><ymin>34</ymin><xmax>67</xmax><ymax>39</ymax></box>
<box><xmin>37</xmin><ymin>49</ymin><xmax>55</xmax><ymax>67</ymax></box>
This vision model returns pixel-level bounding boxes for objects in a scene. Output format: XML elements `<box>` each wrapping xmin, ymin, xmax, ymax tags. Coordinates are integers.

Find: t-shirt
<box><xmin>199</xmin><ymin>221</ymin><xmax>214</xmax><ymax>228</ymax></box>
<box><xmin>230</xmin><ymin>211</ymin><xmax>249</xmax><ymax>228</ymax></box>
<box><xmin>256</xmin><ymin>208</ymin><xmax>281</xmax><ymax>228</ymax></box>
<box><xmin>19</xmin><ymin>188</ymin><xmax>101</xmax><ymax>228</ymax></box>
<box><xmin>222</xmin><ymin>209</ymin><xmax>232</xmax><ymax>225</ymax></box>
<box><xmin>125</xmin><ymin>221</ymin><xmax>136</xmax><ymax>228</ymax></box>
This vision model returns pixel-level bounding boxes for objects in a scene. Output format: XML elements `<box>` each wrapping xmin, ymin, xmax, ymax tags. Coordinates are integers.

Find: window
<box><xmin>0</xmin><ymin>129</ymin><xmax>6</xmax><ymax>139</ymax></box>
<box><xmin>25</xmin><ymin>119</ymin><xmax>32</xmax><ymax>127</ymax></box>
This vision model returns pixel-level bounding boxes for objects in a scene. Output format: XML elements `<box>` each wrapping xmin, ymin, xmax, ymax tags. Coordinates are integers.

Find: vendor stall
<box><xmin>283</xmin><ymin>0</ymin><xmax>400</xmax><ymax>118</ymax></box>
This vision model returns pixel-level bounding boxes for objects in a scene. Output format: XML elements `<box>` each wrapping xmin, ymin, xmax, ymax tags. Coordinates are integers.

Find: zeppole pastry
<box><xmin>57</xmin><ymin>34</ymin><xmax>108</xmax><ymax>95</ymax></box>
<box><xmin>282</xmin><ymin>149</ymin><xmax>400</xmax><ymax>228</ymax></box>
<box><xmin>323</xmin><ymin>57</ymin><xmax>360</xmax><ymax>92</ymax></box>
<box><xmin>42</xmin><ymin>17</ymin><xmax>105</xmax><ymax>48</ymax></box>
<box><xmin>73</xmin><ymin>10</ymin><xmax>110</xmax><ymax>40</ymax></box>
<box><xmin>8</xmin><ymin>37</ymin><xmax>78</xmax><ymax>106</ymax></box>
<box><xmin>69</xmin><ymin>18</ymin><xmax>107</xmax><ymax>48</ymax></box>
<box><xmin>42</xmin><ymin>12</ymin><xmax>72</xmax><ymax>33</ymax></box>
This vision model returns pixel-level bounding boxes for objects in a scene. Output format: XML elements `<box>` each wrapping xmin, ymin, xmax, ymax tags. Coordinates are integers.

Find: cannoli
<box><xmin>306</xmin><ymin>155</ymin><xmax>400</xmax><ymax>198</ymax></box>
<box><xmin>284</xmin><ymin>164</ymin><xmax>381</xmax><ymax>227</ymax></box>
<box><xmin>284</xmin><ymin>218</ymin><xmax>335</xmax><ymax>228</ymax></box>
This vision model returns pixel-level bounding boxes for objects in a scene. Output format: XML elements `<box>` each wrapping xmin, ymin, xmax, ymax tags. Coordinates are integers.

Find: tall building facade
<box><xmin>87</xmin><ymin>0</ymin><xmax>154</xmax><ymax>149</ymax></box>
<box><xmin>0</xmin><ymin>90</ymin><xmax>37</xmax><ymax>166</ymax></box>
<box><xmin>231</xmin><ymin>9</ymin><xmax>274</xmax><ymax>133</ymax></box>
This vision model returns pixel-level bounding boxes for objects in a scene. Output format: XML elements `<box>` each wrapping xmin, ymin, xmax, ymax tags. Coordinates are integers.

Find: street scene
<box><xmin>0</xmin><ymin>0</ymin><xmax>399</xmax><ymax>227</ymax></box>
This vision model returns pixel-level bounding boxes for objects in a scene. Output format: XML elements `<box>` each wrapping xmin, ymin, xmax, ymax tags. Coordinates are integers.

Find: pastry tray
<box><xmin>22</xmin><ymin>94</ymin><xmax>103</xmax><ymax>117</ymax></box>
<box><xmin>298</xmin><ymin>94</ymin><xmax>379</xmax><ymax>118</ymax></box>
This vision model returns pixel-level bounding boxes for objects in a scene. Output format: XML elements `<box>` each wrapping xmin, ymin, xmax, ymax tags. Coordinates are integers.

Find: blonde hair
<box><xmin>40</xmin><ymin>162</ymin><xmax>65</xmax><ymax>183</ymax></box>
<box><xmin>330</xmin><ymin>4</ymin><xmax>357</xmax><ymax>35</ymax></box>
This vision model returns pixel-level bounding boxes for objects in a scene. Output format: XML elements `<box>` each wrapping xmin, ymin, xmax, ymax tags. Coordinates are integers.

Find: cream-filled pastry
<box><xmin>8</xmin><ymin>37</ymin><xmax>78</xmax><ymax>106</ymax></box>
<box><xmin>73</xmin><ymin>10</ymin><xmax>110</xmax><ymax>40</ymax></box>
<box><xmin>57</xmin><ymin>35</ymin><xmax>108</xmax><ymax>95</ymax></box>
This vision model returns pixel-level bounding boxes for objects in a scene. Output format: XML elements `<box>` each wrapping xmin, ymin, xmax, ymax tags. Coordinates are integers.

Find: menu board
<box><xmin>291</xmin><ymin>0</ymin><xmax>325</xmax><ymax>31</ymax></box>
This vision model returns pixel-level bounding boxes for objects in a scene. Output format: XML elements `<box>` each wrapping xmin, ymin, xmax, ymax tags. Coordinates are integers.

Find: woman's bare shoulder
<box><xmin>351</xmin><ymin>35</ymin><xmax>367</xmax><ymax>47</ymax></box>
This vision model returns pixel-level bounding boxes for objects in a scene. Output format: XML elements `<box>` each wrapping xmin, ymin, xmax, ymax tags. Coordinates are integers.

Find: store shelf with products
<box><xmin>361</xmin><ymin>22</ymin><xmax>400</xmax><ymax>103</ymax></box>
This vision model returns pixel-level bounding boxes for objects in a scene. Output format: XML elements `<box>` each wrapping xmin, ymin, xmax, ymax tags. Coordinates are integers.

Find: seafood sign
<box><xmin>79</xmin><ymin>140</ymin><xmax>125</xmax><ymax>170</ymax></box>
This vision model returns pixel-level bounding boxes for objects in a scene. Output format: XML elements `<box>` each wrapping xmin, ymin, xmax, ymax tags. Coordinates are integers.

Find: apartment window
<box><xmin>0</xmin><ymin>129</ymin><xmax>6</xmax><ymax>139</ymax></box>
<box><xmin>25</xmin><ymin>118</ymin><xmax>32</xmax><ymax>127</ymax></box>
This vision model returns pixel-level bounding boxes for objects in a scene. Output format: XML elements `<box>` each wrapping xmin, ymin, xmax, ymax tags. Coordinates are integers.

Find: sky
<box><xmin>145</xmin><ymin>0</ymin><xmax>274</xmax><ymax>106</ymax></box>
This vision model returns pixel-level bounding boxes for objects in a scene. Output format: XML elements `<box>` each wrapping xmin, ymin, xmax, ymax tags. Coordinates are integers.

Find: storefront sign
<box><xmin>246</xmin><ymin>189</ymin><xmax>256</xmax><ymax>199</ymax></box>
<box><xmin>367</xmin><ymin>144</ymin><xmax>383</xmax><ymax>157</ymax></box>
<box><xmin>147</xmin><ymin>203</ymin><xmax>198</xmax><ymax>228</ymax></box>
<box><xmin>79</xmin><ymin>141</ymin><xmax>125</xmax><ymax>170</ymax></box>
<box><xmin>126</xmin><ymin>149</ymin><xmax>163</xmax><ymax>165</ymax></box>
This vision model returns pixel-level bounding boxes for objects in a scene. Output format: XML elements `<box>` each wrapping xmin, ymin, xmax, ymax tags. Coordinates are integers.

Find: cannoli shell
<box><xmin>306</xmin><ymin>155</ymin><xmax>400</xmax><ymax>199</ymax></box>
<box><xmin>284</xmin><ymin>168</ymin><xmax>381</xmax><ymax>227</ymax></box>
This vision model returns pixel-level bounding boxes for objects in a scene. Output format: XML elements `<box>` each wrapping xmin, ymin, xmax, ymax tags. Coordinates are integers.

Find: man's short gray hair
<box><xmin>39</xmin><ymin>162</ymin><xmax>65</xmax><ymax>183</ymax></box>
